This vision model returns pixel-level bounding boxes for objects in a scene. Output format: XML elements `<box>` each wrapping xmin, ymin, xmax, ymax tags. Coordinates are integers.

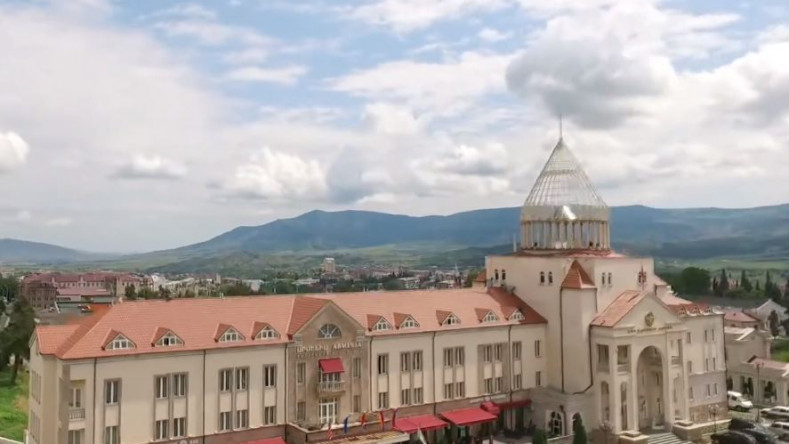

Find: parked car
<box><xmin>761</xmin><ymin>406</ymin><xmax>789</xmax><ymax>420</ymax></box>
<box><xmin>712</xmin><ymin>431</ymin><xmax>758</xmax><ymax>444</ymax></box>
<box><xmin>729</xmin><ymin>391</ymin><xmax>755</xmax><ymax>411</ymax></box>
<box><xmin>730</xmin><ymin>418</ymin><xmax>758</xmax><ymax>431</ymax></box>
<box><xmin>738</xmin><ymin>428</ymin><xmax>778</xmax><ymax>444</ymax></box>
<box><xmin>768</xmin><ymin>422</ymin><xmax>789</xmax><ymax>440</ymax></box>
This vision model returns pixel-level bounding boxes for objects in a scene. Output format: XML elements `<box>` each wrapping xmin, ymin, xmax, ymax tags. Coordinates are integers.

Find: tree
<box><xmin>766</xmin><ymin>272</ymin><xmax>782</xmax><ymax>302</ymax></box>
<box><xmin>124</xmin><ymin>284</ymin><xmax>137</xmax><ymax>300</ymax></box>
<box><xmin>680</xmin><ymin>267</ymin><xmax>712</xmax><ymax>295</ymax></box>
<box><xmin>712</xmin><ymin>278</ymin><xmax>720</xmax><ymax>297</ymax></box>
<box><xmin>572</xmin><ymin>415</ymin><xmax>587</xmax><ymax>444</ymax></box>
<box><xmin>741</xmin><ymin>270</ymin><xmax>753</xmax><ymax>292</ymax></box>
<box><xmin>137</xmin><ymin>287</ymin><xmax>158</xmax><ymax>299</ymax></box>
<box><xmin>532</xmin><ymin>429</ymin><xmax>548</xmax><ymax>444</ymax></box>
<box><xmin>769</xmin><ymin>310</ymin><xmax>781</xmax><ymax>337</ymax></box>
<box><xmin>0</xmin><ymin>275</ymin><xmax>19</xmax><ymax>301</ymax></box>
<box><xmin>756</xmin><ymin>280</ymin><xmax>761</xmax><ymax>292</ymax></box>
<box><xmin>0</xmin><ymin>298</ymin><xmax>36</xmax><ymax>383</ymax></box>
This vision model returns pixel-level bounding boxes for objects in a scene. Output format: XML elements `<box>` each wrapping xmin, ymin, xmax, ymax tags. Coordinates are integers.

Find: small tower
<box><xmin>520</xmin><ymin>137</ymin><xmax>610</xmax><ymax>251</ymax></box>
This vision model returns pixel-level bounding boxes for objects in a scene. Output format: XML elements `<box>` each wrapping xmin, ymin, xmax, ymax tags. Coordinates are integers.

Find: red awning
<box><xmin>496</xmin><ymin>399</ymin><xmax>531</xmax><ymax>410</ymax></box>
<box><xmin>440</xmin><ymin>408</ymin><xmax>497</xmax><ymax>426</ymax></box>
<box><xmin>319</xmin><ymin>358</ymin><xmax>345</xmax><ymax>373</ymax></box>
<box><xmin>480</xmin><ymin>402</ymin><xmax>500</xmax><ymax>415</ymax></box>
<box><xmin>241</xmin><ymin>438</ymin><xmax>287</xmax><ymax>444</ymax></box>
<box><xmin>395</xmin><ymin>414</ymin><xmax>448</xmax><ymax>434</ymax></box>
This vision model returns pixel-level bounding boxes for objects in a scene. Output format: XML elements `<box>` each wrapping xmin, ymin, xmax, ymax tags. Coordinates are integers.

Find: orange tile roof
<box><xmin>151</xmin><ymin>327</ymin><xmax>174</xmax><ymax>345</ymax></box>
<box><xmin>561</xmin><ymin>260</ymin><xmax>595</xmax><ymax>289</ymax></box>
<box><xmin>475</xmin><ymin>308</ymin><xmax>492</xmax><ymax>321</ymax></box>
<box><xmin>725</xmin><ymin>310</ymin><xmax>759</xmax><ymax>323</ymax></box>
<box><xmin>36</xmin><ymin>288</ymin><xmax>546</xmax><ymax>360</ymax></box>
<box><xmin>591</xmin><ymin>290</ymin><xmax>646</xmax><ymax>327</ymax></box>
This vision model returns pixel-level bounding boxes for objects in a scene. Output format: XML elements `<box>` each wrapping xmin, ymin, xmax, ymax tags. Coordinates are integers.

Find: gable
<box><xmin>615</xmin><ymin>294</ymin><xmax>682</xmax><ymax>329</ymax></box>
<box><xmin>291</xmin><ymin>300</ymin><xmax>365</xmax><ymax>339</ymax></box>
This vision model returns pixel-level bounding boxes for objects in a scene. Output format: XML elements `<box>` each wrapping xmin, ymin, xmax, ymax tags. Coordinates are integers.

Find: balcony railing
<box><xmin>671</xmin><ymin>356</ymin><xmax>681</xmax><ymax>366</ymax></box>
<box><xmin>69</xmin><ymin>408</ymin><xmax>85</xmax><ymax>421</ymax></box>
<box><xmin>596</xmin><ymin>362</ymin><xmax>610</xmax><ymax>373</ymax></box>
<box><xmin>617</xmin><ymin>363</ymin><xmax>629</xmax><ymax>373</ymax></box>
<box><xmin>318</xmin><ymin>380</ymin><xmax>345</xmax><ymax>393</ymax></box>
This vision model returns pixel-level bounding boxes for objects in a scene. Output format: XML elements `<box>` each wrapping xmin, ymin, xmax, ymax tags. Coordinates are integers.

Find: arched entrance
<box><xmin>637</xmin><ymin>346</ymin><xmax>664</xmax><ymax>429</ymax></box>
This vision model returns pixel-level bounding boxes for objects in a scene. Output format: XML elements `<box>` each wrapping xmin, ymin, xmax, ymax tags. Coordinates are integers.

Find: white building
<box><xmin>323</xmin><ymin>258</ymin><xmax>337</xmax><ymax>274</ymax></box>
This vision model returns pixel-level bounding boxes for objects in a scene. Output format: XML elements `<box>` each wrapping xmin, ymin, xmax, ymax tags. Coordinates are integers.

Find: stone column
<box><xmin>611</xmin><ymin>343</ymin><xmax>622</xmax><ymax>432</ymax></box>
<box><xmin>629</xmin><ymin>347</ymin><xmax>639</xmax><ymax>431</ymax></box>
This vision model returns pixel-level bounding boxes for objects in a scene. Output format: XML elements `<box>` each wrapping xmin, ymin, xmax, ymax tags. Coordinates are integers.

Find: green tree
<box><xmin>678</xmin><ymin>267</ymin><xmax>711</xmax><ymax>295</ymax></box>
<box><xmin>124</xmin><ymin>284</ymin><xmax>137</xmax><ymax>300</ymax></box>
<box><xmin>766</xmin><ymin>272</ymin><xmax>782</xmax><ymax>302</ymax></box>
<box><xmin>532</xmin><ymin>429</ymin><xmax>548</xmax><ymax>444</ymax></box>
<box><xmin>137</xmin><ymin>287</ymin><xmax>158</xmax><ymax>299</ymax></box>
<box><xmin>572</xmin><ymin>415</ymin><xmax>587</xmax><ymax>444</ymax></box>
<box><xmin>769</xmin><ymin>310</ymin><xmax>781</xmax><ymax>337</ymax></box>
<box><xmin>0</xmin><ymin>298</ymin><xmax>36</xmax><ymax>383</ymax></box>
<box><xmin>719</xmin><ymin>269</ymin><xmax>730</xmax><ymax>296</ymax></box>
<box><xmin>0</xmin><ymin>275</ymin><xmax>19</xmax><ymax>301</ymax></box>
<box><xmin>741</xmin><ymin>270</ymin><xmax>752</xmax><ymax>292</ymax></box>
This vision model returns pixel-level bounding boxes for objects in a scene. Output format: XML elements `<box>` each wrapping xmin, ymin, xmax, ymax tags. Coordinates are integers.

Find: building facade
<box><xmin>29</xmin><ymin>136</ymin><xmax>726</xmax><ymax>444</ymax></box>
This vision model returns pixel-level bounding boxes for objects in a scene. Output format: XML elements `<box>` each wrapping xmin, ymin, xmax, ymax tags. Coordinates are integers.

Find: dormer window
<box><xmin>107</xmin><ymin>334</ymin><xmax>134</xmax><ymax>350</ymax></box>
<box><xmin>372</xmin><ymin>318</ymin><xmax>392</xmax><ymax>331</ymax></box>
<box><xmin>219</xmin><ymin>328</ymin><xmax>242</xmax><ymax>342</ymax></box>
<box><xmin>540</xmin><ymin>272</ymin><xmax>545</xmax><ymax>285</ymax></box>
<box><xmin>255</xmin><ymin>327</ymin><xmax>279</xmax><ymax>340</ymax></box>
<box><xmin>318</xmin><ymin>324</ymin><xmax>341</xmax><ymax>339</ymax></box>
<box><xmin>156</xmin><ymin>332</ymin><xmax>183</xmax><ymax>347</ymax></box>
<box><xmin>482</xmin><ymin>311</ymin><xmax>499</xmax><ymax>323</ymax></box>
<box><xmin>400</xmin><ymin>316</ymin><xmax>419</xmax><ymax>329</ymax></box>
<box><xmin>510</xmin><ymin>310</ymin><xmax>525</xmax><ymax>321</ymax></box>
<box><xmin>443</xmin><ymin>313</ymin><xmax>461</xmax><ymax>326</ymax></box>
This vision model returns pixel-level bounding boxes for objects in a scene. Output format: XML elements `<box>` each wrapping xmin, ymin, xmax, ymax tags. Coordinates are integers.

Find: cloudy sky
<box><xmin>1</xmin><ymin>0</ymin><xmax>788</xmax><ymax>253</ymax></box>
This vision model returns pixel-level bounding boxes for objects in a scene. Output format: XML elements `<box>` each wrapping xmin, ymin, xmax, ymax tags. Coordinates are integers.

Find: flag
<box><xmin>327</xmin><ymin>419</ymin><xmax>334</xmax><ymax>441</ymax></box>
<box><xmin>343</xmin><ymin>416</ymin><xmax>350</xmax><ymax>435</ymax></box>
<box><xmin>379</xmin><ymin>410</ymin><xmax>386</xmax><ymax>429</ymax></box>
<box><xmin>360</xmin><ymin>412</ymin><xmax>367</xmax><ymax>429</ymax></box>
<box><xmin>391</xmin><ymin>408</ymin><xmax>398</xmax><ymax>429</ymax></box>
<box><xmin>417</xmin><ymin>428</ymin><xmax>427</xmax><ymax>444</ymax></box>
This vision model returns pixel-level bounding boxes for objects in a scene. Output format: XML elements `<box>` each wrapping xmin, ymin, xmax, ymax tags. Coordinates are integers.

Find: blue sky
<box><xmin>1</xmin><ymin>0</ymin><xmax>788</xmax><ymax>252</ymax></box>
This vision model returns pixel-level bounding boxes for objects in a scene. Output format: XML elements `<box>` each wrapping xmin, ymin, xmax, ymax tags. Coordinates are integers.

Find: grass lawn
<box><xmin>0</xmin><ymin>369</ymin><xmax>28</xmax><ymax>442</ymax></box>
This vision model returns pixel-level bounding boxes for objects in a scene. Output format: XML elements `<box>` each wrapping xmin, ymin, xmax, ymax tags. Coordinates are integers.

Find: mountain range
<box><xmin>2</xmin><ymin>204</ymin><xmax>788</xmax><ymax>274</ymax></box>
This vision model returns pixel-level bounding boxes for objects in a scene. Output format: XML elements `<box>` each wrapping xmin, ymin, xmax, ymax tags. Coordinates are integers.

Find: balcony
<box><xmin>671</xmin><ymin>356</ymin><xmax>681</xmax><ymax>366</ymax></box>
<box><xmin>596</xmin><ymin>362</ymin><xmax>610</xmax><ymax>373</ymax></box>
<box><xmin>318</xmin><ymin>380</ymin><xmax>345</xmax><ymax>393</ymax></box>
<box><xmin>69</xmin><ymin>408</ymin><xmax>85</xmax><ymax>421</ymax></box>
<box><xmin>617</xmin><ymin>363</ymin><xmax>630</xmax><ymax>373</ymax></box>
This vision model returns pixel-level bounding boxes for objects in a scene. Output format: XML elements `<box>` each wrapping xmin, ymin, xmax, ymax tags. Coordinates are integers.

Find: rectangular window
<box><xmin>534</xmin><ymin>340</ymin><xmax>542</xmax><ymax>357</ymax></box>
<box><xmin>495</xmin><ymin>343</ymin><xmax>504</xmax><ymax>361</ymax></box>
<box><xmin>353</xmin><ymin>395</ymin><xmax>361</xmax><ymax>412</ymax></box>
<box><xmin>689</xmin><ymin>387</ymin><xmax>694</xmax><ymax>400</ymax></box>
<box><xmin>597</xmin><ymin>344</ymin><xmax>609</xmax><ymax>363</ymax></box>
<box><xmin>319</xmin><ymin>398</ymin><xmax>338</xmax><ymax>425</ymax></box>
<box><xmin>264</xmin><ymin>406</ymin><xmax>276</xmax><ymax>425</ymax></box>
<box><xmin>714</xmin><ymin>383</ymin><xmax>718</xmax><ymax>395</ymax></box>
<box><xmin>712</xmin><ymin>329</ymin><xmax>715</xmax><ymax>342</ymax></box>
<box><xmin>377</xmin><ymin>392</ymin><xmax>389</xmax><ymax>409</ymax></box>
<box><xmin>155</xmin><ymin>419</ymin><xmax>168</xmax><ymax>440</ymax></box>
<box><xmin>713</xmin><ymin>358</ymin><xmax>717</xmax><ymax>370</ymax></box>
<box><xmin>687</xmin><ymin>361</ymin><xmax>693</xmax><ymax>374</ymax></box>
<box><xmin>104</xmin><ymin>426</ymin><xmax>119</xmax><ymax>444</ymax></box>
<box><xmin>173</xmin><ymin>374</ymin><xmax>187</xmax><ymax>397</ymax></box>
<box><xmin>401</xmin><ymin>352</ymin><xmax>411</xmax><ymax>372</ymax></box>
<box><xmin>264</xmin><ymin>365</ymin><xmax>277</xmax><ymax>388</ymax></box>
<box><xmin>155</xmin><ymin>375</ymin><xmax>169</xmax><ymax>399</ymax></box>
<box><xmin>297</xmin><ymin>362</ymin><xmax>306</xmax><ymax>384</ymax></box>
<box><xmin>444</xmin><ymin>383</ymin><xmax>454</xmax><ymax>399</ymax></box>
<box><xmin>68</xmin><ymin>430</ymin><xmax>84</xmax><ymax>444</ymax></box>
<box><xmin>704</xmin><ymin>330</ymin><xmax>708</xmax><ymax>342</ymax></box>
<box><xmin>443</xmin><ymin>348</ymin><xmax>453</xmax><ymax>367</ymax></box>
<box><xmin>236</xmin><ymin>409</ymin><xmax>249</xmax><ymax>428</ymax></box>
<box><xmin>172</xmin><ymin>417</ymin><xmax>186</xmax><ymax>438</ymax></box>
<box><xmin>483</xmin><ymin>345</ymin><xmax>492</xmax><ymax>363</ymax></box>
<box><xmin>513</xmin><ymin>342</ymin><xmax>522</xmax><ymax>360</ymax></box>
<box><xmin>413</xmin><ymin>351</ymin><xmax>423</xmax><ymax>371</ymax></box>
<box><xmin>219</xmin><ymin>369</ymin><xmax>233</xmax><ymax>392</ymax></box>
<box><xmin>378</xmin><ymin>354</ymin><xmax>389</xmax><ymax>375</ymax></box>
<box><xmin>353</xmin><ymin>358</ymin><xmax>361</xmax><ymax>378</ymax></box>
<box><xmin>535</xmin><ymin>371</ymin><xmax>542</xmax><ymax>387</ymax></box>
<box><xmin>706</xmin><ymin>384</ymin><xmax>711</xmax><ymax>397</ymax></box>
<box><xmin>219</xmin><ymin>411</ymin><xmax>232</xmax><ymax>431</ymax></box>
<box><xmin>401</xmin><ymin>388</ymin><xmax>411</xmax><ymax>405</ymax></box>
<box><xmin>494</xmin><ymin>376</ymin><xmax>503</xmax><ymax>393</ymax></box>
<box><xmin>236</xmin><ymin>367</ymin><xmax>249</xmax><ymax>391</ymax></box>
<box><xmin>686</xmin><ymin>332</ymin><xmax>691</xmax><ymax>344</ymax></box>
<box><xmin>297</xmin><ymin>402</ymin><xmax>306</xmax><ymax>421</ymax></box>
<box><xmin>456</xmin><ymin>381</ymin><xmax>465</xmax><ymax>397</ymax></box>
<box><xmin>484</xmin><ymin>378</ymin><xmax>493</xmax><ymax>394</ymax></box>
<box><xmin>69</xmin><ymin>387</ymin><xmax>82</xmax><ymax>408</ymax></box>
<box><xmin>105</xmin><ymin>380</ymin><xmax>120</xmax><ymax>405</ymax></box>
<box><xmin>514</xmin><ymin>374</ymin><xmax>522</xmax><ymax>389</ymax></box>
<box><xmin>413</xmin><ymin>387</ymin><xmax>423</xmax><ymax>404</ymax></box>
<box><xmin>455</xmin><ymin>347</ymin><xmax>465</xmax><ymax>365</ymax></box>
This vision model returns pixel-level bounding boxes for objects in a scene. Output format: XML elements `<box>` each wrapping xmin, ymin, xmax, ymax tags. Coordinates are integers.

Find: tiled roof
<box><xmin>658</xmin><ymin>293</ymin><xmax>691</xmax><ymax>305</ymax></box>
<box><xmin>561</xmin><ymin>260</ymin><xmax>595</xmax><ymax>289</ymax></box>
<box><xmin>725</xmin><ymin>310</ymin><xmax>759</xmax><ymax>323</ymax></box>
<box><xmin>35</xmin><ymin>288</ymin><xmax>546</xmax><ymax>359</ymax></box>
<box><xmin>591</xmin><ymin>290</ymin><xmax>646</xmax><ymax>327</ymax></box>
<box><xmin>366</xmin><ymin>314</ymin><xmax>386</xmax><ymax>329</ymax></box>
<box><xmin>151</xmin><ymin>327</ymin><xmax>172</xmax><ymax>345</ymax></box>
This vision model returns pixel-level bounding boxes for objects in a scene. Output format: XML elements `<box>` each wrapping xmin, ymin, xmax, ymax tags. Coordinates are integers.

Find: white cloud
<box><xmin>223</xmin><ymin>66</ymin><xmax>308</xmax><ymax>84</ymax></box>
<box><xmin>0</xmin><ymin>131</ymin><xmax>30</xmax><ymax>172</ymax></box>
<box><xmin>347</xmin><ymin>0</ymin><xmax>510</xmax><ymax>33</ymax></box>
<box><xmin>478</xmin><ymin>27</ymin><xmax>511</xmax><ymax>42</ymax></box>
<box><xmin>154</xmin><ymin>19</ymin><xmax>272</xmax><ymax>47</ymax></box>
<box><xmin>222</xmin><ymin>148</ymin><xmax>327</xmax><ymax>200</ymax></box>
<box><xmin>363</xmin><ymin>103</ymin><xmax>424</xmax><ymax>135</ymax></box>
<box><xmin>2</xmin><ymin>210</ymin><xmax>33</xmax><ymax>224</ymax></box>
<box><xmin>330</xmin><ymin>52</ymin><xmax>514</xmax><ymax>116</ymax></box>
<box><xmin>152</xmin><ymin>3</ymin><xmax>217</xmax><ymax>20</ymax></box>
<box><xmin>222</xmin><ymin>48</ymin><xmax>268</xmax><ymax>64</ymax></box>
<box><xmin>44</xmin><ymin>217</ymin><xmax>74</xmax><ymax>227</ymax></box>
<box><xmin>113</xmin><ymin>155</ymin><xmax>187</xmax><ymax>180</ymax></box>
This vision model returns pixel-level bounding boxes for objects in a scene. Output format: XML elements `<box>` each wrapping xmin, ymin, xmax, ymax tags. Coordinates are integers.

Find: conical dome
<box><xmin>520</xmin><ymin>138</ymin><xmax>611</xmax><ymax>250</ymax></box>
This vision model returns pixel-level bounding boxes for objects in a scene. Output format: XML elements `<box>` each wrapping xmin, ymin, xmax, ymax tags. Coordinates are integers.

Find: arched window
<box><xmin>608</xmin><ymin>272</ymin><xmax>613</xmax><ymax>285</ymax></box>
<box><xmin>540</xmin><ymin>272</ymin><xmax>545</xmax><ymax>284</ymax></box>
<box><xmin>548</xmin><ymin>272</ymin><xmax>553</xmax><ymax>285</ymax></box>
<box><xmin>601</xmin><ymin>273</ymin><xmax>605</xmax><ymax>285</ymax></box>
<box><xmin>502</xmin><ymin>269</ymin><xmax>507</xmax><ymax>281</ymax></box>
<box><xmin>494</xmin><ymin>269</ymin><xmax>500</xmax><ymax>281</ymax></box>
<box><xmin>318</xmin><ymin>324</ymin><xmax>341</xmax><ymax>339</ymax></box>
<box><xmin>548</xmin><ymin>411</ymin><xmax>564</xmax><ymax>436</ymax></box>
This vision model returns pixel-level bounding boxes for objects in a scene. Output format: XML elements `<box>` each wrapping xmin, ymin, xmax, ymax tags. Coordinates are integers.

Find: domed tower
<box><xmin>520</xmin><ymin>137</ymin><xmax>610</xmax><ymax>251</ymax></box>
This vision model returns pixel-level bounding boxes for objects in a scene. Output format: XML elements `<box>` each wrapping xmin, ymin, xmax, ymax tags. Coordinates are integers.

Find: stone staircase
<box><xmin>646</xmin><ymin>432</ymin><xmax>692</xmax><ymax>444</ymax></box>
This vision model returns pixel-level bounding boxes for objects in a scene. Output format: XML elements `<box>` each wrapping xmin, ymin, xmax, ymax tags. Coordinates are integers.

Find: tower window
<box><xmin>540</xmin><ymin>272</ymin><xmax>545</xmax><ymax>285</ymax></box>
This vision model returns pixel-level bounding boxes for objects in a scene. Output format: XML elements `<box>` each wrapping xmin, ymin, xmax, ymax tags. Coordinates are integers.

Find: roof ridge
<box><xmin>56</xmin><ymin>306</ymin><xmax>112</xmax><ymax>357</ymax></box>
